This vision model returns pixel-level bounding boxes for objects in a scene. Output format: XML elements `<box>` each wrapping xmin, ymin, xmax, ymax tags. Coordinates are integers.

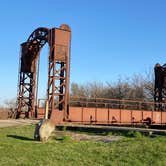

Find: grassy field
<box><xmin>0</xmin><ymin>125</ymin><xmax>166</xmax><ymax>166</ymax></box>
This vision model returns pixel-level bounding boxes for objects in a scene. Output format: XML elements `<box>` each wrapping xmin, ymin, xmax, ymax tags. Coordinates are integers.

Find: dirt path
<box><xmin>54</xmin><ymin>130</ymin><xmax>122</xmax><ymax>143</ymax></box>
<box><xmin>0</xmin><ymin>119</ymin><xmax>39</xmax><ymax>128</ymax></box>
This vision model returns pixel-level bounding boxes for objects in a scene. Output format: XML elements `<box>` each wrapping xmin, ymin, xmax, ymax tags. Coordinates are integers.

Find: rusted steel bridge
<box><xmin>16</xmin><ymin>24</ymin><xmax>166</xmax><ymax>125</ymax></box>
<box><xmin>17</xmin><ymin>24</ymin><xmax>71</xmax><ymax>122</ymax></box>
<box><xmin>36</xmin><ymin>96</ymin><xmax>166</xmax><ymax>125</ymax></box>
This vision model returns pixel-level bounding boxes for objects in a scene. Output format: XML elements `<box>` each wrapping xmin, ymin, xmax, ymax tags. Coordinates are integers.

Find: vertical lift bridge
<box><xmin>17</xmin><ymin>24</ymin><xmax>71</xmax><ymax>122</ymax></box>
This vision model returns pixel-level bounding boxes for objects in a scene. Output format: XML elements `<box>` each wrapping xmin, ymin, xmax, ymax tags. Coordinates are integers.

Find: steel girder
<box><xmin>17</xmin><ymin>25</ymin><xmax>71</xmax><ymax>120</ymax></box>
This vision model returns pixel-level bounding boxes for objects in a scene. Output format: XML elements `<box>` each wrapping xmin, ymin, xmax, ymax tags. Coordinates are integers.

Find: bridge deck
<box><xmin>37</xmin><ymin>106</ymin><xmax>166</xmax><ymax>125</ymax></box>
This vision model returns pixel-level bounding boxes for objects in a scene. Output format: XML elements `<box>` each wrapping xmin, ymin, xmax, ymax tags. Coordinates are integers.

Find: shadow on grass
<box><xmin>7</xmin><ymin>135</ymin><xmax>34</xmax><ymax>141</ymax></box>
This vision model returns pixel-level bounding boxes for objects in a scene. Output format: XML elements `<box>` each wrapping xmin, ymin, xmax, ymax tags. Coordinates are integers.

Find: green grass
<box><xmin>0</xmin><ymin>125</ymin><xmax>166</xmax><ymax>166</ymax></box>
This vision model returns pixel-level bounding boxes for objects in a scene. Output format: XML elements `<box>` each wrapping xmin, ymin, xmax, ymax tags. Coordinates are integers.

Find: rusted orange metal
<box><xmin>16</xmin><ymin>25</ymin><xmax>166</xmax><ymax>126</ymax></box>
<box><xmin>47</xmin><ymin>25</ymin><xmax>71</xmax><ymax>121</ymax></box>
<box><xmin>68</xmin><ymin>107</ymin><xmax>166</xmax><ymax>125</ymax></box>
<box><xmin>154</xmin><ymin>63</ymin><xmax>166</xmax><ymax>111</ymax></box>
<box><xmin>17</xmin><ymin>25</ymin><xmax>71</xmax><ymax>120</ymax></box>
<box><xmin>37</xmin><ymin>97</ymin><xmax>166</xmax><ymax>125</ymax></box>
<box><xmin>68</xmin><ymin>97</ymin><xmax>166</xmax><ymax>125</ymax></box>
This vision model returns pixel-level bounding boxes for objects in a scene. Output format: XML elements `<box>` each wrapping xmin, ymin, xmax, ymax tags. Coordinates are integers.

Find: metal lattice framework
<box><xmin>154</xmin><ymin>63</ymin><xmax>166</xmax><ymax>111</ymax></box>
<box><xmin>17</xmin><ymin>25</ymin><xmax>71</xmax><ymax>120</ymax></box>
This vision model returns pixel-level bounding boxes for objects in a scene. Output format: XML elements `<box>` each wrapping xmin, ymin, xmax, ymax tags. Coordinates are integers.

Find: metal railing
<box><xmin>69</xmin><ymin>96</ymin><xmax>166</xmax><ymax>111</ymax></box>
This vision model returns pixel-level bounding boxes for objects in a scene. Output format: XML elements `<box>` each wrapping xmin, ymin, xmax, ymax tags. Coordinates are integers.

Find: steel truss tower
<box><xmin>154</xmin><ymin>63</ymin><xmax>166</xmax><ymax>111</ymax></box>
<box><xmin>17</xmin><ymin>25</ymin><xmax>71</xmax><ymax>121</ymax></box>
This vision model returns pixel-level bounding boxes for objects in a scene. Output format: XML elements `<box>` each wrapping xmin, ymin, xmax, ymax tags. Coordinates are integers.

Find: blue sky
<box><xmin>0</xmin><ymin>0</ymin><xmax>166</xmax><ymax>102</ymax></box>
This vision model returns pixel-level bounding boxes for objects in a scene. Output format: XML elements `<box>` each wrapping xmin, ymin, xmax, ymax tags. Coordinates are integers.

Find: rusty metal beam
<box><xmin>154</xmin><ymin>63</ymin><xmax>166</xmax><ymax>111</ymax></box>
<box><xmin>47</xmin><ymin>25</ymin><xmax>71</xmax><ymax>121</ymax></box>
<box><xmin>17</xmin><ymin>25</ymin><xmax>71</xmax><ymax>121</ymax></box>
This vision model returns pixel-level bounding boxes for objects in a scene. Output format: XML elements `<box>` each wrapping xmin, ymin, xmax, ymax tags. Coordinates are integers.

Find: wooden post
<box><xmin>44</xmin><ymin>100</ymin><xmax>49</xmax><ymax>119</ymax></box>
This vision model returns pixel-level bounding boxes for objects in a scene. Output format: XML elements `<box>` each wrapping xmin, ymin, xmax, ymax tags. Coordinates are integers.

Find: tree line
<box><xmin>70</xmin><ymin>73</ymin><xmax>154</xmax><ymax>102</ymax></box>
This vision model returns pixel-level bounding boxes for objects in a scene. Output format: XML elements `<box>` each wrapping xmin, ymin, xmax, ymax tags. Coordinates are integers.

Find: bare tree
<box><xmin>70</xmin><ymin>71</ymin><xmax>155</xmax><ymax>103</ymax></box>
<box><xmin>4</xmin><ymin>98</ymin><xmax>17</xmax><ymax>109</ymax></box>
<box><xmin>87</xmin><ymin>81</ymin><xmax>105</xmax><ymax>98</ymax></box>
<box><xmin>143</xmin><ymin>69</ymin><xmax>154</xmax><ymax>101</ymax></box>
